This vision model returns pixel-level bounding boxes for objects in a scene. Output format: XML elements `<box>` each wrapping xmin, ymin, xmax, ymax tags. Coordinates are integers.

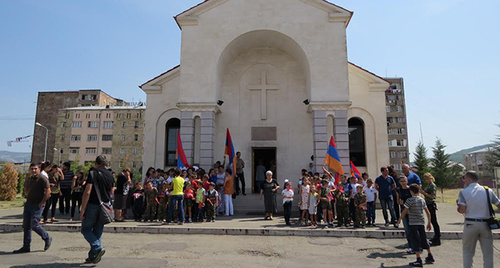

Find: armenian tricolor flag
<box><xmin>350</xmin><ymin>161</ymin><xmax>361</xmax><ymax>179</ymax></box>
<box><xmin>324</xmin><ymin>136</ymin><xmax>344</xmax><ymax>176</ymax></box>
<box><xmin>224</xmin><ymin>128</ymin><xmax>237</xmax><ymax>176</ymax></box>
<box><xmin>176</xmin><ymin>132</ymin><xmax>189</xmax><ymax>169</ymax></box>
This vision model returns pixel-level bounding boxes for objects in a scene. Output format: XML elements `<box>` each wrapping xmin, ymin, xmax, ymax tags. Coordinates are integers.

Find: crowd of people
<box><xmin>13</xmin><ymin>154</ymin><xmax>500</xmax><ymax>267</ymax></box>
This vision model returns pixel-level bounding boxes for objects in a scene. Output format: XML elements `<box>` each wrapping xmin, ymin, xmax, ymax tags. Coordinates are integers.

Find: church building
<box><xmin>141</xmin><ymin>0</ymin><xmax>392</xmax><ymax>192</ymax></box>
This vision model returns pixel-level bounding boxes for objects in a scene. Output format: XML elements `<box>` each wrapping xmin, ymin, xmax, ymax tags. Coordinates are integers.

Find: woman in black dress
<box><xmin>259</xmin><ymin>171</ymin><xmax>280</xmax><ymax>220</ymax></box>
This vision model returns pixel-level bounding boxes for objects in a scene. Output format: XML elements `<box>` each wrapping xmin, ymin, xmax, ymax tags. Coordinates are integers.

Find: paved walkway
<box><xmin>1</xmin><ymin>198</ymin><xmax>498</xmax><ymax>239</ymax></box>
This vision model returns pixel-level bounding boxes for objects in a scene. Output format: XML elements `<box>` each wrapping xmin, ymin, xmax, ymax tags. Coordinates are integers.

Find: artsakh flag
<box><xmin>324</xmin><ymin>136</ymin><xmax>344</xmax><ymax>176</ymax></box>
<box><xmin>224</xmin><ymin>128</ymin><xmax>237</xmax><ymax>176</ymax></box>
<box><xmin>176</xmin><ymin>132</ymin><xmax>189</xmax><ymax>169</ymax></box>
<box><xmin>350</xmin><ymin>161</ymin><xmax>361</xmax><ymax>179</ymax></box>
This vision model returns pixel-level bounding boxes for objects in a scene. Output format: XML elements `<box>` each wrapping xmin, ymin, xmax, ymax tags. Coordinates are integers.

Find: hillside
<box><xmin>449</xmin><ymin>144</ymin><xmax>494</xmax><ymax>163</ymax></box>
<box><xmin>0</xmin><ymin>151</ymin><xmax>31</xmax><ymax>163</ymax></box>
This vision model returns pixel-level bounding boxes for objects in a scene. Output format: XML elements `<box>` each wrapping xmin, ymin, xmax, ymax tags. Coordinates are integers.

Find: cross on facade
<box><xmin>248</xmin><ymin>69</ymin><xmax>280</xmax><ymax>120</ymax></box>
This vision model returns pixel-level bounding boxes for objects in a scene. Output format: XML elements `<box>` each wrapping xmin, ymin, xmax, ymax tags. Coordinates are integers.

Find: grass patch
<box><xmin>436</xmin><ymin>188</ymin><xmax>461</xmax><ymax>205</ymax></box>
<box><xmin>0</xmin><ymin>195</ymin><xmax>25</xmax><ymax>209</ymax></box>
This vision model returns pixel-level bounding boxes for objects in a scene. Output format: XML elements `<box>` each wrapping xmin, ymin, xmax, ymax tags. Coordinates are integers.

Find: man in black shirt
<box><xmin>80</xmin><ymin>155</ymin><xmax>114</xmax><ymax>264</ymax></box>
<box><xmin>113</xmin><ymin>168</ymin><xmax>131</xmax><ymax>222</ymax></box>
<box><xmin>14</xmin><ymin>163</ymin><xmax>52</xmax><ymax>253</ymax></box>
<box><xmin>60</xmin><ymin>162</ymin><xmax>74</xmax><ymax>215</ymax></box>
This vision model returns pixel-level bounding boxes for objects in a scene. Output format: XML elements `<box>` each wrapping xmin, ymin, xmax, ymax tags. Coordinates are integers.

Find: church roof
<box><xmin>174</xmin><ymin>0</ymin><xmax>353</xmax><ymax>29</ymax></box>
<box><xmin>139</xmin><ymin>65</ymin><xmax>180</xmax><ymax>89</ymax></box>
<box><xmin>348</xmin><ymin>62</ymin><xmax>391</xmax><ymax>84</ymax></box>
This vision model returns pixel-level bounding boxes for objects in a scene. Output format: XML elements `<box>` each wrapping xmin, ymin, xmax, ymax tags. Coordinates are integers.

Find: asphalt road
<box><xmin>1</xmin><ymin>231</ymin><xmax>500</xmax><ymax>267</ymax></box>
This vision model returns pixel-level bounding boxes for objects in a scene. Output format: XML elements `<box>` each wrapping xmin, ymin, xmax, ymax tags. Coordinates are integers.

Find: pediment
<box><xmin>140</xmin><ymin>65</ymin><xmax>180</xmax><ymax>94</ymax></box>
<box><xmin>175</xmin><ymin>0</ymin><xmax>352</xmax><ymax>29</ymax></box>
<box><xmin>348</xmin><ymin>62</ymin><xmax>389</xmax><ymax>91</ymax></box>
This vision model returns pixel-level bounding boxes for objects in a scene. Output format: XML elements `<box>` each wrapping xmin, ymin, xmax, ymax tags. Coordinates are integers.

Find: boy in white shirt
<box><xmin>363</xmin><ymin>179</ymin><xmax>377</xmax><ymax>226</ymax></box>
<box><xmin>282</xmin><ymin>181</ymin><xmax>294</xmax><ymax>226</ymax></box>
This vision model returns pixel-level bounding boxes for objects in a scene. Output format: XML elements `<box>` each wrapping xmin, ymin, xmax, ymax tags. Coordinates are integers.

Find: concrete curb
<box><xmin>3</xmin><ymin>223</ymin><xmax>496</xmax><ymax>239</ymax></box>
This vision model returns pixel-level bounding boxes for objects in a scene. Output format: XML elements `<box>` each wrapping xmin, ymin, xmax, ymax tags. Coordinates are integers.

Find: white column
<box><xmin>313</xmin><ymin>110</ymin><xmax>327</xmax><ymax>173</ymax></box>
<box><xmin>199</xmin><ymin>111</ymin><xmax>216</xmax><ymax>171</ymax></box>
<box><xmin>180</xmin><ymin>111</ymin><xmax>195</xmax><ymax>165</ymax></box>
<box><xmin>334</xmin><ymin>109</ymin><xmax>350</xmax><ymax>174</ymax></box>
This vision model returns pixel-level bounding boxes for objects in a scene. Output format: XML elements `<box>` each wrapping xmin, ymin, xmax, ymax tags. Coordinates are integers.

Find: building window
<box><xmin>75</xmin><ymin>113</ymin><xmax>80</xmax><ymax>119</ymax></box>
<box><xmin>120</xmin><ymin>148</ymin><xmax>125</xmax><ymax>155</ymax></box>
<box><xmin>69</xmin><ymin>147</ymin><xmax>79</xmax><ymax>154</ymax></box>
<box><xmin>127</xmin><ymin>113</ymin><xmax>131</xmax><ymax>119</ymax></box>
<box><xmin>132</xmin><ymin>161</ymin><xmax>136</xmax><ymax>168</ymax></box>
<box><xmin>85</xmin><ymin>113</ymin><xmax>90</xmax><ymax>119</ymax></box>
<box><xmin>165</xmin><ymin>118</ymin><xmax>180</xmax><ymax>167</ymax></box>
<box><xmin>60</xmin><ymin>135</ymin><xmax>65</xmax><ymax>141</ymax></box>
<box><xmin>386</xmin><ymin>106</ymin><xmax>391</xmax><ymax>113</ymax></box>
<box><xmin>87</xmin><ymin>135</ymin><xmax>98</xmax><ymax>142</ymax></box>
<box><xmin>122</xmin><ymin>122</ymin><xmax>126</xmax><ymax>128</ymax></box>
<box><xmin>85</xmin><ymin>148</ymin><xmax>97</xmax><ymax>154</ymax></box>
<box><xmin>61</xmin><ymin>122</ymin><xmax>66</xmax><ymax>128</ymax></box>
<box><xmin>397</xmin><ymin>117</ymin><xmax>405</xmax><ymax>123</ymax></box>
<box><xmin>134</xmin><ymin>121</ymin><xmax>139</xmax><ymax>128</ymax></box>
<box><xmin>70</xmin><ymin>135</ymin><xmax>81</xmax><ymax>142</ymax></box>
<box><xmin>65</xmin><ymin>112</ymin><xmax>70</xmax><ymax>119</ymax></box>
<box><xmin>121</xmin><ymin>134</ymin><xmax>125</xmax><ymax>141</ymax></box>
<box><xmin>102</xmin><ymin>148</ymin><xmax>112</xmax><ymax>154</ymax></box>
<box><xmin>132</xmin><ymin>148</ymin><xmax>137</xmax><ymax>155</ymax></box>
<box><xmin>91</xmin><ymin>94</ymin><xmax>97</xmax><ymax>100</ymax></box>
<box><xmin>102</xmin><ymin>134</ymin><xmax>113</xmax><ymax>141</ymax></box>
<box><xmin>103</xmin><ymin>121</ymin><xmax>113</xmax><ymax>129</ymax></box>
<box><xmin>134</xmin><ymin>134</ymin><xmax>139</xmax><ymax>141</ymax></box>
<box><xmin>88</xmin><ymin>121</ymin><xmax>99</xmax><ymax>128</ymax></box>
<box><xmin>348</xmin><ymin>117</ymin><xmax>366</xmax><ymax>166</ymax></box>
<box><xmin>71</xmin><ymin>121</ymin><xmax>82</xmax><ymax>128</ymax></box>
<box><xmin>81</xmin><ymin>95</ymin><xmax>86</xmax><ymax>100</ymax></box>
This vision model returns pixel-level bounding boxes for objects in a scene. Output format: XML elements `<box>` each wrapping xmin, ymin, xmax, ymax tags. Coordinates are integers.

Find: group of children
<box><xmin>295</xmin><ymin>168</ymin><xmax>377</xmax><ymax>229</ymax></box>
<box><xmin>130</xmin><ymin>170</ymin><xmax>220</xmax><ymax>224</ymax></box>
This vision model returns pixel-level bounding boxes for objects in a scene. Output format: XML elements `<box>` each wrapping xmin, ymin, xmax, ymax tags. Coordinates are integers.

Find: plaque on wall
<box><xmin>251</xmin><ymin>127</ymin><xmax>277</xmax><ymax>141</ymax></box>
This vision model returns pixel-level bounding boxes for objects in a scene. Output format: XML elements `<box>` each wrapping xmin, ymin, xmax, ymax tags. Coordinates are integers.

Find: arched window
<box><xmin>165</xmin><ymin>118</ymin><xmax>180</xmax><ymax>167</ymax></box>
<box><xmin>348</xmin><ymin>117</ymin><xmax>366</xmax><ymax>166</ymax></box>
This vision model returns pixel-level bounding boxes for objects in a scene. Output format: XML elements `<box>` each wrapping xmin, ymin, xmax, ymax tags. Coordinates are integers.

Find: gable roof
<box><xmin>348</xmin><ymin>62</ymin><xmax>390</xmax><ymax>85</ymax></box>
<box><xmin>174</xmin><ymin>0</ymin><xmax>353</xmax><ymax>29</ymax></box>
<box><xmin>139</xmin><ymin>65</ymin><xmax>180</xmax><ymax>90</ymax></box>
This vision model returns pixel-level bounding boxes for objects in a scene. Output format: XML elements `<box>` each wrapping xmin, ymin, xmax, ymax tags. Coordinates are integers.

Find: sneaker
<box><xmin>430</xmin><ymin>238</ymin><xmax>441</xmax><ymax>246</ymax></box>
<box><xmin>44</xmin><ymin>237</ymin><xmax>52</xmax><ymax>251</ymax></box>
<box><xmin>409</xmin><ymin>259</ymin><xmax>423</xmax><ymax>267</ymax></box>
<box><xmin>188</xmin><ymin>218</ymin><xmax>192</xmax><ymax>223</ymax></box>
<box><xmin>92</xmin><ymin>249</ymin><xmax>106</xmax><ymax>264</ymax></box>
<box><xmin>13</xmin><ymin>247</ymin><xmax>30</xmax><ymax>254</ymax></box>
<box><xmin>425</xmin><ymin>254</ymin><xmax>435</xmax><ymax>264</ymax></box>
<box><xmin>384</xmin><ymin>222</ymin><xmax>389</xmax><ymax>227</ymax></box>
<box><xmin>84</xmin><ymin>258</ymin><xmax>92</xmax><ymax>264</ymax></box>
<box><xmin>394</xmin><ymin>224</ymin><xmax>399</xmax><ymax>228</ymax></box>
<box><xmin>406</xmin><ymin>248</ymin><xmax>414</xmax><ymax>254</ymax></box>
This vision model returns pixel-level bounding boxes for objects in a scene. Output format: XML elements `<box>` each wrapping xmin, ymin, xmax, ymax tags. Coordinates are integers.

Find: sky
<box><xmin>0</xmin><ymin>0</ymin><xmax>499</xmax><ymax>160</ymax></box>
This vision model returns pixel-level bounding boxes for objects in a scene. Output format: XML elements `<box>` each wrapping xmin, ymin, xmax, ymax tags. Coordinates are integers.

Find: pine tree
<box><xmin>431</xmin><ymin>139</ymin><xmax>461</xmax><ymax>202</ymax></box>
<box><xmin>413</xmin><ymin>141</ymin><xmax>430</xmax><ymax>179</ymax></box>
<box><xmin>0</xmin><ymin>163</ymin><xmax>19</xmax><ymax>201</ymax></box>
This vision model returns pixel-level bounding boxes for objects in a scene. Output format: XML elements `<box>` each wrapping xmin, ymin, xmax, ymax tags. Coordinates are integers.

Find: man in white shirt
<box><xmin>457</xmin><ymin>171</ymin><xmax>500</xmax><ymax>268</ymax></box>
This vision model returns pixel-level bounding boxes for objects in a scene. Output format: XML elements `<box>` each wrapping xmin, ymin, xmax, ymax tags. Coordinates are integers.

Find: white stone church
<box><xmin>141</xmin><ymin>0</ymin><xmax>391</xmax><ymax>193</ymax></box>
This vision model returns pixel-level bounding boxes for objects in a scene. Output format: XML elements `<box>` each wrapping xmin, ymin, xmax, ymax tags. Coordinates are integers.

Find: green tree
<box><xmin>413</xmin><ymin>141</ymin><xmax>430</xmax><ymax>179</ymax></box>
<box><xmin>0</xmin><ymin>163</ymin><xmax>19</xmax><ymax>201</ymax></box>
<box><xmin>486</xmin><ymin>125</ymin><xmax>500</xmax><ymax>170</ymax></box>
<box><xmin>431</xmin><ymin>138</ymin><xmax>462</xmax><ymax>202</ymax></box>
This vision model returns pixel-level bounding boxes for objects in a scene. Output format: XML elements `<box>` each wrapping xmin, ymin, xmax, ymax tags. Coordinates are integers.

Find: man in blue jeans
<box><xmin>79</xmin><ymin>155</ymin><xmax>114</xmax><ymax>264</ymax></box>
<box><xmin>375</xmin><ymin>166</ymin><xmax>398</xmax><ymax>228</ymax></box>
<box><xmin>14</xmin><ymin>162</ymin><xmax>52</xmax><ymax>254</ymax></box>
<box><xmin>165</xmin><ymin>169</ymin><xmax>185</xmax><ymax>225</ymax></box>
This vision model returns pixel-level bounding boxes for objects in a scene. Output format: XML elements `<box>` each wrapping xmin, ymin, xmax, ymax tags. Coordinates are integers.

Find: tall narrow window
<box><xmin>165</xmin><ymin>118</ymin><xmax>180</xmax><ymax>167</ymax></box>
<box><xmin>348</xmin><ymin>117</ymin><xmax>366</xmax><ymax>166</ymax></box>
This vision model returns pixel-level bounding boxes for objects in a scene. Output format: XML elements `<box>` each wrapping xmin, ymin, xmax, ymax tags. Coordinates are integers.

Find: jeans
<box><xmin>59</xmin><ymin>188</ymin><xmax>72</xmax><ymax>214</ymax></box>
<box><xmin>427</xmin><ymin>203</ymin><xmax>441</xmax><ymax>239</ymax></box>
<box><xmin>283</xmin><ymin>201</ymin><xmax>292</xmax><ymax>224</ymax></box>
<box><xmin>379</xmin><ymin>197</ymin><xmax>396</xmax><ymax>224</ymax></box>
<box><xmin>224</xmin><ymin>194</ymin><xmax>234</xmax><ymax>216</ymax></box>
<box><xmin>81</xmin><ymin>203</ymin><xmax>105</xmax><ymax>259</ymax></box>
<box><xmin>236</xmin><ymin>172</ymin><xmax>246</xmax><ymax>194</ymax></box>
<box><xmin>401</xmin><ymin>211</ymin><xmax>412</xmax><ymax>248</ymax></box>
<box><xmin>366</xmin><ymin>201</ymin><xmax>376</xmax><ymax>224</ymax></box>
<box><xmin>71</xmin><ymin>191</ymin><xmax>83</xmax><ymax>218</ymax></box>
<box><xmin>23</xmin><ymin>204</ymin><xmax>50</xmax><ymax>249</ymax></box>
<box><xmin>167</xmin><ymin>195</ymin><xmax>184</xmax><ymax>223</ymax></box>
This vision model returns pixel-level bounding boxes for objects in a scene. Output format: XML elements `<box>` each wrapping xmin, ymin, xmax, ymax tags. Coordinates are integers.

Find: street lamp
<box><xmin>35</xmin><ymin>122</ymin><xmax>48</xmax><ymax>162</ymax></box>
<box><xmin>54</xmin><ymin>148</ymin><xmax>61</xmax><ymax>165</ymax></box>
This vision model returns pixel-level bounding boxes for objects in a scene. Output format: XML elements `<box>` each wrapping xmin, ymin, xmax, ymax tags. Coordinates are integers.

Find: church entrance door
<box><xmin>252</xmin><ymin>147</ymin><xmax>276</xmax><ymax>193</ymax></box>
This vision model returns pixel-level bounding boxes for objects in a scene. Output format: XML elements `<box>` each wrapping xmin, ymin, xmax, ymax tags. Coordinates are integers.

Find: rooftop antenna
<box><xmin>419</xmin><ymin>122</ymin><xmax>424</xmax><ymax>143</ymax></box>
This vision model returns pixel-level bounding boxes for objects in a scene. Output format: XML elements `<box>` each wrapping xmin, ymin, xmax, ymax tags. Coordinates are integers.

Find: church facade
<box><xmin>141</xmin><ymin>0</ymin><xmax>391</xmax><ymax>192</ymax></box>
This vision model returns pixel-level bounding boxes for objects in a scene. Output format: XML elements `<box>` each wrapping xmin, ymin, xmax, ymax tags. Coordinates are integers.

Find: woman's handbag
<box><xmin>484</xmin><ymin>186</ymin><xmax>500</xmax><ymax>230</ymax></box>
